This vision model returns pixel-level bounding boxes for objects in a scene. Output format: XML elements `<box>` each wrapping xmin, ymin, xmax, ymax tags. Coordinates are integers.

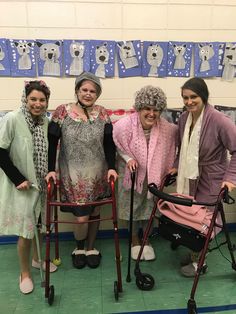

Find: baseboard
<box><xmin>1</xmin><ymin>224</ymin><xmax>236</xmax><ymax>245</ymax></box>
<box><xmin>0</xmin><ymin>228</ymin><xmax>129</xmax><ymax>245</ymax></box>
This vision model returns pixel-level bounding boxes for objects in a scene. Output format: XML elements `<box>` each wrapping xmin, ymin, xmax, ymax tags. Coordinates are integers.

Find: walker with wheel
<box><xmin>44</xmin><ymin>176</ymin><xmax>122</xmax><ymax>304</ymax></box>
<box><xmin>146</xmin><ymin>183</ymin><xmax>236</xmax><ymax>314</ymax></box>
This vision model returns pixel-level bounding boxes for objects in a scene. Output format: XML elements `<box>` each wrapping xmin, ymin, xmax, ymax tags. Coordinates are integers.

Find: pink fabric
<box><xmin>113</xmin><ymin>112</ymin><xmax>177</xmax><ymax>196</ymax></box>
<box><xmin>158</xmin><ymin>193</ymin><xmax>222</xmax><ymax>237</ymax></box>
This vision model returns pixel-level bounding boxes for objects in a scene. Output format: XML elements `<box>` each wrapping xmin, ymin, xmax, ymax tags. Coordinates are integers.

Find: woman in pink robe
<box><xmin>172</xmin><ymin>77</ymin><xmax>236</xmax><ymax>277</ymax></box>
<box><xmin>113</xmin><ymin>85</ymin><xmax>177</xmax><ymax>261</ymax></box>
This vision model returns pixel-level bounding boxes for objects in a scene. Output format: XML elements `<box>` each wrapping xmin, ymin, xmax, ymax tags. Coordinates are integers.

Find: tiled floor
<box><xmin>1</xmin><ymin>233</ymin><xmax>236</xmax><ymax>314</ymax></box>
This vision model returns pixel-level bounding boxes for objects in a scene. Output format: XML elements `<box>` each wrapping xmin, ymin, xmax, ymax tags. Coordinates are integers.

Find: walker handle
<box><xmin>148</xmin><ymin>183</ymin><xmax>193</xmax><ymax>206</ymax></box>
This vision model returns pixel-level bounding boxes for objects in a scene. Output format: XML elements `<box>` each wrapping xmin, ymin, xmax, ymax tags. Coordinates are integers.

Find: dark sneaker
<box><xmin>181</xmin><ymin>262</ymin><xmax>208</xmax><ymax>277</ymax></box>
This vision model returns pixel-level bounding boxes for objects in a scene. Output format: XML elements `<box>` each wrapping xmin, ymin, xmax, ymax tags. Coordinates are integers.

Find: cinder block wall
<box><xmin>1</xmin><ymin>0</ymin><xmax>236</xmax><ymax>230</ymax></box>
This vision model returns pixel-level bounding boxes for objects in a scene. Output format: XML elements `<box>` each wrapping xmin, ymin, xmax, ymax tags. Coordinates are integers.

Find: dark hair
<box><xmin>181</xmin><ymin>77</ymin><xmax>209</xmax><ymax>104</ymax></box>
<box><xmin>25</xmin><ymin>80</ymin><xmax>50</xmax><ymax>101</ymax></box>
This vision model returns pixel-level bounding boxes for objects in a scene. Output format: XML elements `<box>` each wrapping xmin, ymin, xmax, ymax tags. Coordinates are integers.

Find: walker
<box><xmin>146</xmin><ymin>183</ymin><xmax>236</xmax><ymax>314</ymax></box>
<box><xmin>44</xmin><ymin>177</ymin><xmax>122</xmax><ymax>304</ymax></box>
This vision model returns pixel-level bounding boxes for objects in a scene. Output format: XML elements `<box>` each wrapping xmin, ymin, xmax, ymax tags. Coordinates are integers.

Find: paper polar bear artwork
<box><xmin>9</xmin><ymin>39</ymin><xmax>36</xmax><ymax>77</ymax></box>
<box><xmin>222</xmin><ymin>42</ymin><xmax>236</xmax><ymax>81</ymax></box>
<box><xmin>142</xmin><ymin>41</ymin><xmax>168</xmax><ymax>77</ymax></box>
<box><xmin>90</xmin><ymin>40</ymin><xmax>116</xmax><ymax>78</ymax></box>
<box><xmin>117</xmin><ymin>40</ymin><xmax>142</xmax><ymax>77</ymax></box>
<box><xmin>0</xmin><ymin>38</ymin><xmax>11</xmax><ymax>76</ymax></box>
<box><xmin>194</xmin><ymin>42</ymin><xmax>219</xmax><ymax>77</ymax></box>
<box><xmin>64</xmin><ymin>40</ymin><xmax>90</xmax><ymax>76</ymax></box>
<box><xmin>36</xmin><ymin>40</ymin><xmax>62</xmax><ymax>77</ymax></box>
<box><xmin>167</xmin><ymin>41</ymin><xmax>193</xmax><ymax>77</ymax></box>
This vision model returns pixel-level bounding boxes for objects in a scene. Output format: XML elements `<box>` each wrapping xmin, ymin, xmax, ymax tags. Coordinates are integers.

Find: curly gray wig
<box><xmin>134</xmin><ymin>85</ymin><xmax>167</xmax><ymax>112</ymax></box>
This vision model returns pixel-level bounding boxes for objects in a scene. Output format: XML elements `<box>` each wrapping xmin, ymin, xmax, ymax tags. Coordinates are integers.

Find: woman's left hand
<box><xmin>107</xmin><ymin>169</ymin><xmax>118</xmax><ymax>182</ymax></box>
<box><xmin>221</xmin><ymin>181</ymin><xmax>236</xmax><ymax>192</ymax></box>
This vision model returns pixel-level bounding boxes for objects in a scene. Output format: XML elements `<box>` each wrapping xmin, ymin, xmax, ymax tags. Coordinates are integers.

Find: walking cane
<box><xmin>126</xmin><ymin>170</ymin><xmax>136</xmax><ymax>282</ymax></box>
<box><xmin>31</xmin><ymin>184</ymin><xmax>45</xmax><ymax>287</ymax></box>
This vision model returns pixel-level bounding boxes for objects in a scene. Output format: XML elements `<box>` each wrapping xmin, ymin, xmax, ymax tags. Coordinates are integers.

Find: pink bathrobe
<box><xmin>113</xmin><ymin>112</ymin><xmax>177</xmax><ymax>197</ymax></box>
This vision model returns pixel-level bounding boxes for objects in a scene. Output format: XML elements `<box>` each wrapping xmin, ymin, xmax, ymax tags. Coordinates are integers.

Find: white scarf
<box><xmin>177</xmin><ymin>108</ymin><xmax>204</xmax><ymax>194</ymax></box>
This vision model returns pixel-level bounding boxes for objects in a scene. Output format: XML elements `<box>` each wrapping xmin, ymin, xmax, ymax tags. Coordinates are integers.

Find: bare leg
<box><xmin>131</xmin><ymin>221</ymin><xmax>140</xmax><ymax>246</ymax></box>
<box><xmin>32</xmin><ymin>233</ymin><xmax>42</xmax><ymax>262</ymax></box>
<box><xmin>87</xmin><ymin>207</ymin><xmax>100</xmax><ymax>250</ymax></box>
<box><xmin>72</xmin><ymin>215</ymin><xmax>89</xmax><ymax>269</ymax></box>
<box><xmin>17</xmin><ymin>236</ymin><xmax>31</xmax><ymax>280</ymax></box>
<box><xmin>74</xmin><ymin>215</ymin><xmax>89</xmax><ymax>247</ymax></box>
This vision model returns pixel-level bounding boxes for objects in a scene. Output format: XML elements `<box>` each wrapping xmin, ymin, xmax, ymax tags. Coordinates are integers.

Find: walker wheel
<box><xmin>52</xmin><ymin>258</ymin><xmax>62</xmax><ymax>266</ymax></box>
<box><xmin>48</xmin><ymin>285</ymin><xmax>55</xmax><ymax>305</ymax></box>
<box><xmin>114</xmin><ymin>281</ymin><xmax>119</xmax><ymax>301</ymax></box>
<box><xmin>187</xmin><ymin>299</ymin><xmax>197</xmax><ymax>314</ymax></box>
<box><xmin>135</xmin><ymin>273</ymin><xmax>155</xmax><ymax>291</ymax></box>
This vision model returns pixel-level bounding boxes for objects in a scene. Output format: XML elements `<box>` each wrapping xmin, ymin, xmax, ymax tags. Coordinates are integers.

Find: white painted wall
<box><xmin>1</xmin><ymin>0</ymin><xmax>236</xmax><ymax>228</ymax></box>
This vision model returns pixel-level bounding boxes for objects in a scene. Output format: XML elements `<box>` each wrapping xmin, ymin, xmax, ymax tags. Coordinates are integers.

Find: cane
<box><xmin>126</xmin><ymin>170</ymin><xmax>136</xmax><ymax>282</ymax></box>
<box><xmin>31</xmin><ymin>184</ymin><xmax>45</xmax><ymax>287</ymax></box>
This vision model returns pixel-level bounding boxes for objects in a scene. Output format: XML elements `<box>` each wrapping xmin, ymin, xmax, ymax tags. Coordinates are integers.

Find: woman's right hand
<box><xmin>127</xmin><ymin>159</ymin><xmax>138</xmax><ymax>172</ymax></box>
<box><xmin>45</xmin><ymin>171</ymin><xmax>57</xmax><ymax>184</ymax></box>
<box><xmin>169</xmin><ymin>168</ymin><xmax>178</xmax><ymax>176</ymax></box>
<box><xmin>16</xmin><ymin>180</ymin><xmax>31</xmax><ymax>190</ymax></box>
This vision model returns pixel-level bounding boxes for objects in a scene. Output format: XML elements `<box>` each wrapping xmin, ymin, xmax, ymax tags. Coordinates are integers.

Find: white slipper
<box><xmin>32</xmin><ymin>259</ymin><xmax>57</xmax><ymax>273</ymax></box>
<box><xmin>143</xmin><ymin>245</ymin><xmax>155</xmax><ymax>261</ymax></box>
<box><xmin>19</xmin><ymin>275</ymin><xmax>34</xmax><ymax>294</ymax></box>
<box><xmin>131</xmin><ymin>245</ymin><xmax>144</xmax><ymax>261</ymax></box>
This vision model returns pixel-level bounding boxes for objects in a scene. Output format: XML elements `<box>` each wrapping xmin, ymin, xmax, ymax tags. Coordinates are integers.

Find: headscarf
<box><xmin>75</xmin><ymin>72</ymin><xmax>102</xmax><ymax>122</ymax></box>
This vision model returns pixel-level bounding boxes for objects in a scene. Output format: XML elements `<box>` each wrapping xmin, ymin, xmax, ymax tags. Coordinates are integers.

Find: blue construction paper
<box><xmin>90</xmin><ymin>40</ymin><xmax>116</xmax><ymax>78</ymax></box>
<box><xmin>36</xmin><ymin>39</ymin><xmax>63</xmax><ymax>77</ymax></box>
<box><xmin>117</xmin><ymin>40</ymin><xmax>142</xmax><ymax>77</ymax></box>
<box><xmin>142</xmin><ymin>41</ymin><xmax>168</xmax><ymax>77</ymax></box>
<box><xmin>8</xmin><ymin>39</ymin><xmax>36</xmax><ymax>77</ymax></box>
<box><xmin>168</xmin><ymin>41</ymin><xmax>193</xmax><ymax>77</ymax></box>
<box><xmin>64</xmin><ymin>40</ymin><xmax>90</xmax><ymax>76</ymax></box>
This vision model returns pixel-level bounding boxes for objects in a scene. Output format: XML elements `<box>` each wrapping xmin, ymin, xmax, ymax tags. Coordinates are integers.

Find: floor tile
<box><xmin>1</xmin><ymin>235</ymin><xmax>236</xmax><ymax>313</ymax></box>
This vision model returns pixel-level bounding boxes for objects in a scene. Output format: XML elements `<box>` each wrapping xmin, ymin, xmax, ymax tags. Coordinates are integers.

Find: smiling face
<box><xmin>76</xmin><ymin>80</ymin><xmax>98</xmax><ymax>107</ymax></box>
<box><xmin>182</xmin><ymin>89</ymin><xmax>205</xmax><ymax>116</ymax></box>
<box><xmin>26</xmin><ymin>90</ymin><xmax>48</xmax><ymax>118</ymax></box>
<box><xmin>139</xmin><ymin>106</ymin><xmax>161</xmax><ymax>130</ymax></box>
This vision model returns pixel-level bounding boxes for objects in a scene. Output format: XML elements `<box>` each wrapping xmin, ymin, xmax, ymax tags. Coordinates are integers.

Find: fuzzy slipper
<box><xmin>86</xmin><ymin>249</ymin><xmax>102</xmax><ymax>268</ymax></box>
<box><xmin>131</xmin><ymin>245</ymin><xmax>144</xmax><ymax>261</ymax></box>
<box><xmin>19</xmin><ymin>275</ymin><xmax>34</xmax><ymax>294</ymax></box>
<box><xmin>32</xmin><ymin>259</ymin><xmax>57</xmax><ymax>273</ymax></box>
<box><xmin>71</xmin><ymin>249</ymin><xmax>87</xmax><ymax>269</ymax></box>
<box><xmin>143</xmin><ymin>245</ymin><xmax>155</xmax><ymax>261</ymax></box>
